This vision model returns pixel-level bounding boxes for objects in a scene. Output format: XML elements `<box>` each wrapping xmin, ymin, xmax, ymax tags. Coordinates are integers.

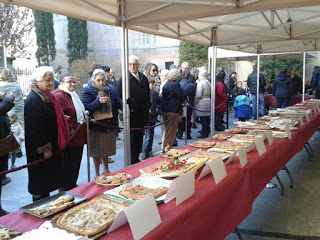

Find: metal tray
<box><xmin>20</xmin><ymin>191</ymin><xmax>87</xmax><ymax>218</ymax></box>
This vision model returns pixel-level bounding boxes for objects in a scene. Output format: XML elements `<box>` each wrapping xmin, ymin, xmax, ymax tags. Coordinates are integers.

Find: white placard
<box><xmin>197</xmin><ymin>163</ymin><xmax>212</xmax><ymax>181</ymax></box>
<box><xmin>284</xmin><ymin>125</ymin><xmax>292</xmax><ymax>140</ymax></box>
<box><xmin>164</xmin><ymin>171</ymin><xmax>195</xmax><ymax>206</ymax></box>
<box><xmin>124</xmin><ymin>194</ymin><xmax>162</xmax><ymax>240</ymax></box>
<box><xmin>175</xmin><ymin>171</ymin><xmax>195</xmax><ymax>205</ymax></box>
<box><xmin>107</xmin><ymin>211</ymin><xmax>128</xmax><ymax>234</ymax></box>
<box><xmin>79</xmin><ymin>236</ymin><xmax>89</xmax><ymax>240</ymax></box>
<box><xmin>225</xmin><ymin>151</ymin><xmax>237</xmax><ymax>165</ymax></box>
<box><xmin>305</xmin><ymin>112</ymin><xmax>310</xmax><ymax>122</ymax></box>
<box><xmin>208</xmin><ymin>157</ymin><xmax>227</xmax><ymax>184</ymax></box>
<box><xmin>238</xmin><ymin>146</ymin><xmax>248</xmax><ymax>168</ymax></box>
<box><xmin>299</xmin><ymin>115</ymin><xmax>304</xmax><ymax>127</ymax></box>
<box><xmin>254</xmin><ymin>137</ymin><xmax>266</xmax><ymax>156</ymax></box>
<box><xmin>266</xmin><ymin>130</ymin><xmax>273</xmax><ymax>146</ymax></box>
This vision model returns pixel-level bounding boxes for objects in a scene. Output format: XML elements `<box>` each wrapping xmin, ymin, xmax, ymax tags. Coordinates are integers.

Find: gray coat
<box><xmin>195</xmin><ymin>77</ymin><xmax>211</xmax><ymax>117</ymax></box>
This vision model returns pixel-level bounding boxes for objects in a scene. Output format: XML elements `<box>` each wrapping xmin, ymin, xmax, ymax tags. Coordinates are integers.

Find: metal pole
<box><xmin>256</xmin><ymin>53</ymin><xmax>261</xmax><ymax>119</ymax></box>
<box><xmin>120</xmin><ymin>1</ymin><xmax>131</xmax><ymax>167</ymax></box>
<box><xmin>210</xmin><ymin>46</ymin><xmax>217</xmax><ymax>136</ymax></box>
<box><xmin>184</xmin><ymin>100</ymin><xmax>187</xmax><ymax>146</ymax></box>
<box><xmin>85</xmin><ymin>111</ymin><xmax>91</xmax><ymax>182</ymax></box>
<box><xmin>0</xmin><ymin>46</ymin><xmax>7</xmax><ymax>68</ymax></box>
<box><xmin>302</xmin><ymin>52</ymin><xmax>306</xmax><ymax>102</ymax></box>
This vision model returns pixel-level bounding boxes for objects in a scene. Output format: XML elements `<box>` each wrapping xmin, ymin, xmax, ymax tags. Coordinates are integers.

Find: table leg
<box><xmin>282</xmin><ymin>165</ymin><xmax>293</xmax><ymax>188</ymax></box>
<box><xmin>234</xmin><ymin>227</ymin><xmax>243</xmax><ymax>240</ymax></box>
<box><xmin>275</xmin><ymin>174</ymin><xmax>285</xmax><ymax>196</ymax></box>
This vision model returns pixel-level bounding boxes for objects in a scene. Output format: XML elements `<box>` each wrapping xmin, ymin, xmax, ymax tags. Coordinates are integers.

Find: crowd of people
<box><xmin>1</xmin><ymin>58</ymin><xmax>320</xmax><ymax>215</ymax></box>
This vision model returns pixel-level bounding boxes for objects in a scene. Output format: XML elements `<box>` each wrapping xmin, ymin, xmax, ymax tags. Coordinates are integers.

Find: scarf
<box><xmin>58</xmin><ymin>85</ymin><xmax>85</xmax><ymax>123</ymax></box>
<box><xmin>91</xmin><ymin>82</ymin><xmax>112</xmax><ymax>114</ymax></box>
<box><xmin>33</xmin><ymin>84</ymin><xmax>70</xmax><ymax>150</ymax></box>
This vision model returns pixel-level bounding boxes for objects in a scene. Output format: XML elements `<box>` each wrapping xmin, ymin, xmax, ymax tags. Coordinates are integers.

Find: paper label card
<box><xmin>305</xmin><ymin>113</ymin><xmax>310</xmax><ymax>122</ymax></box>
<box><xmin>238</xmin><ymin>146</ymin><xmax>248</xmax><ymax>168</ymax></box>
<box><xmin>254</xmin><ymin>137</ymin><xmax>266</xmax><ymax>156</ymax></box>
<box><xmin>124</xmin><ymin>194</ymin><xmax>161</xmax><ymax>240</ymax></box>
<box><xmin>175</xmin><ymin>171</ymin><xmax>195</xmax><ymax>206</ymax></box>
<box><xmin>197</xmin><ymin>163</ymin><xmax>212</xmax><ymax>181</ymax></box>
<box><xmin>284</xmin><ymin>125</ymin><xmax>292</xmax><ymax>140</ymax></box>
<box><xmin>79</xmin><ymin>236</ymin><xmax>89</xmax><ymax>240</ymax></box>
<box><xmin>208</xmin><ymin>157</ymin><xmax>227</xmax><ymax>184</ymax></box>
<box><xmin>107</xmin><ymin>211</ymin><xmax>128</xmax><ymax>234</ymax></box>
<box><xmin>225</xmin><ymin>151</ymin><xmax>237</xmax><ymax>165</ymax></box>
<box><xmin>299</xmin><ymin>115</ymin><xmax>304</xmax><ymax>127</ymax></box>
<box><xmin>165</xmin><ymin>171</ymin><xmax>195</xmax><ymax>206</ymax></box>
<box><xmin>266</xmin><ymin>130</ymin><xmax>273</xmax><ymax>146</ymax></box>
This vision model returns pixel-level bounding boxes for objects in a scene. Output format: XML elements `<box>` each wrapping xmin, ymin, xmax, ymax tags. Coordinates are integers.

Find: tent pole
<box><xmin>256</xmin><ymin>53</ymin><xmax>261</xmax><ymax>119</ymax></box>
<box><xmin>121</xmin><ymin>1</ymin><xmax>131</xmax><ymax>167</ymax></box>
<box><xmin>210</xmin><ymin>46</ymin><xmax>217</xmax><ymax>136</ymax></box>
<box><xmin>302</xmin><ymin>52</ymin><xmax>306</xmax><ymax>102</ymax></box>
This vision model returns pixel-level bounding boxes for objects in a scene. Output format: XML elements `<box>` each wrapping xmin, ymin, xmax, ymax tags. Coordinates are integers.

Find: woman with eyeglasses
<box><xmin>53</xmin><ymin>73</ymin><xmax>86</xmax><ymax>190</ymax></box>
<box><xmin>82</xmin><ymin>69</ymin><xmax>122</xmax><ymax>176</ymax></box>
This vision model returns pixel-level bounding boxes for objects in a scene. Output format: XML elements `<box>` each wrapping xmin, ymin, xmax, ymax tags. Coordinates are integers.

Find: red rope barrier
<box><xmin>94</xmin><ymin>108</ymin><xmax>183</xmax><ymax>131</ymax></box>
<box><xmin>0</xmin><ymin>123</ymin><xmax>85</xmax><ymax>176</ymax></box>
<box><xmin>188</xmin><ymin>98</ymin><xmax>228</xmax><ymax>112</ymax></box>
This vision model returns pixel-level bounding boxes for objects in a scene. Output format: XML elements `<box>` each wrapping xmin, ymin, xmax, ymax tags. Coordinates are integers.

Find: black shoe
<box><xmin>172</xmin><ymin>138</ymin><xmax>178</xmax><ymax>146</ymax></box>
<box><xmin>108</xmin><ymin>159</ymin><xmax>115</xmax><ymax>163</ymax></box>
<box><xmin>1</xmin><ymin>177</ymin><xmax>11</xmax><ymax>186</ymax></box>
<box><xmin>17</xmin><ymin>150</ymin><xmax>23</xmax><ymax>158</ymax></box>
<box><xmin>0</xmin><ymin>209</ymin><xmax>9</xmax><ymax>217</ymax></box>
<box><xmin>176</xmin><ymin>133</ymin><xmax>182</xmax><ymax>139</ymax></box>
<box><xmin>187</xmin><ymin>135</ymin><xmax>192</xmax><ymax>139</ymax></box>
<box><xmin>192</xmin><ymin>123</ymin><xmax>197</xmax><ymax>129</ymax></box>
<box><xmin>158</xmin><ymin>141</ymin><xmax>162</xmax><ymax>145</ymax></box>
<box><xmin>197</xmin><ymin>133</ymin><xmax>208</xmax><ymax>138</ymax></box>
<box><xmin>140</xmin><ymin>152</ymin><xmax>148</xmax><ymax>160</ymax></box>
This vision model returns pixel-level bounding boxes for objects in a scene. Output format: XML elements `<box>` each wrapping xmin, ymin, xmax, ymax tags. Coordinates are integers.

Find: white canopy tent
<box><xmin>3</xmin><ymin>0</ymin><xmax>320</xmax><ymax>169</ymax></box>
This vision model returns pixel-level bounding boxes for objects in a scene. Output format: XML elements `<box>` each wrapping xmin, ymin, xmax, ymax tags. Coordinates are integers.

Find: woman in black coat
<box><xmin>0</xmin><ymin>91</ymin><xmax>14</xmax><ymax>215</ymax></box>
<box><xmin>25</xmin><ymin>66</ymin><xmax>69</xmax><ymax>202</ymax></box>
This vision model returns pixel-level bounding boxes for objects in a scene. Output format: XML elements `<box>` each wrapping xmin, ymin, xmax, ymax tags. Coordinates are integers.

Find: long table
<box><xmin>264</xmin><ymin>95</ymin><xmax>314</xmax><ymax>108</ymax></box>
<box><xmin>1</xmin><ymin>105</ymin><xmax>320</xmax><ymax>240</ymax></box>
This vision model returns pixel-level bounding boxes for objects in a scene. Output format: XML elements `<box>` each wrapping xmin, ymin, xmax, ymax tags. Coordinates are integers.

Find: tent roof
<box><xmin>2</xmin><ymin>0</ymin><xmax>320</xmax><ymax>53</ymax></box>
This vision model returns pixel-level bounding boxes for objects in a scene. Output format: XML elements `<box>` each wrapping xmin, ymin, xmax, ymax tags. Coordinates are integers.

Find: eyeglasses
<box><xmin>129</xmin><ymin>63</ymin><xmax>139</xmax><ymax>66</ymax></box>
<box><xmin>65</xmin><ymin>81</ymin><xmax>77</xmax><ymax>84</ymax></box>
<box><xmin>151</xmin><ymin>69</ymin><xmax>157</xmax><ymax>72</ymax></box>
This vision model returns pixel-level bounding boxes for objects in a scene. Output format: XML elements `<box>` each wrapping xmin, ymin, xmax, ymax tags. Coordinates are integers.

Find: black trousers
<box><xmin>0</xmin><ymin>154</ymin><xmax>8</xmax><ymax>205</ymax></box>
<box><xmin>316</xmin><ymin>90</ymin><xmax>320</xmax><ymax>99</ymax></box>
<box><xmin>215</xmin><ymin>111</ymin><xmax>224</xmax><ymax>130</ymax></box>
<box><xmin>177</xmin><ymin>110</ymin><xmax>192</xmax><ymax>137</ymax></box>
<box><xmin>130</xmin><ymin>130</ymin><xmax>144</xmax><ymax>165</ymax></box>
<box><xmin>62</xmin><ymin>147</ymin><xmax>84</xmax><ymax>190</ymax></box>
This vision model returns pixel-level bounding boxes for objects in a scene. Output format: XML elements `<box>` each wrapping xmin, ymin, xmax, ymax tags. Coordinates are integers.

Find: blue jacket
<box><xmin>82</xmin><ymin>82</ymin><xmax>122</xmax><ymax>130</ymax></box>
<box><xmin>161</xmin><ymin>80</ymin><xmax>187</xmax><ymax>113</ymax></box>
<box><xmin>233</xmin><ymin>95</ymin><xmax>251</xmax><ymax>119</ymax></box>
<box><xmin>272</xmin><ymin>73</ymin><xmax>293</xmax><ymax>98</ymax></box>
<box><xmin>179</xmin><ymin>79</ymin><xmax>196</xmax><ymax>108</ymax></box>
<box><xmin>311</xmin><ymin>66</ymin><xmax>320</xmax><ymax>91</ymax></box>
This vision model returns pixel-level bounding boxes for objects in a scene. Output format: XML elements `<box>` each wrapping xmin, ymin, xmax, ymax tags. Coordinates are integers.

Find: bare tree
<box><xmin>0</xmin><ymin>3</ymin><xmax>34</xmax><ymax>57</ymax></box>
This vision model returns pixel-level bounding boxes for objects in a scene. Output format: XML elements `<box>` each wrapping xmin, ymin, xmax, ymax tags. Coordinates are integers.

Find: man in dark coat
<box><xmin>272</xmin><ymin>68</ymin><xmax>293</xmax><ymax>108</ymax></box>
<box><xmin>247</xmin><ymin>65</ymin><xmax>266</xmax><ymax>119</ymax></box>
<box><xmin>311</xmin><ymin>65</ymin><xmax>320</xmax><ymax>99</ymax></box>
<box><xmin>290</xmin><ymin>69</ymin><xmax>302</xmax><ymax>95</ymax></box>
<box><xmin>177</xmin><ymin>70</ymin><xmax>196</xmax><ymax>139</ymax></box>
<box><xmin>116</xmin><ymin>55</ymin><xmax>150</xmax><ymax>165</ymax></box>
<box><xmin>0</xmin><ymin>91</ymin><xmax>14</xmax><ymax>215</ymax></box>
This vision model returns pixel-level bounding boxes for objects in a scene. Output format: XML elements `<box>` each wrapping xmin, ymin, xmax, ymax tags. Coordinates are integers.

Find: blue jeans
<box><xmin>142</xmin><ymin>122</ymin><xmax>155</xmax><ymax>153</ymax></box>
<box><xmin>200</xmin><ymin>116</ymin><xmax>210</xmax><ymax>136</ymax></box>
<box><xmin>251</xmin><ymin>94</ymin><xmax>265</xmax><ymax>119</ymax></box>
<box><xmin>276</xmin><ymin>98</ymin><xmax>290</xmax><ymax>108</ymax></box>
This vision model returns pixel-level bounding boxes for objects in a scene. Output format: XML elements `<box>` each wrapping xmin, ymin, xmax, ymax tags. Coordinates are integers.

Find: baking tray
<box><xmin>20</xmin><ymin>191</ymin><xmax>87</xmax><ymax>218</ymax></box>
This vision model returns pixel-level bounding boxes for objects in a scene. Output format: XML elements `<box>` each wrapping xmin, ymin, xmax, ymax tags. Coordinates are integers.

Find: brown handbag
<box><xmin>0</xmin><ymin>133</ymin><xmax>20</xmax><ymax>157</ymax></box>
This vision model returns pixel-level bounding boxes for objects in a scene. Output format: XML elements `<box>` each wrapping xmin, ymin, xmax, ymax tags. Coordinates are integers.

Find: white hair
<box><xmin>199</xmin><ymin>69</ymin><xmax>208</xmax><ymax>78</ymax></box>
<box><xmin>167</xmin><ymin>68</ymin><xmax>180</xmax><ymax>81</ymax></box>
<box><xmin>159</xmin><ymin>69</ymin><xmax>169</xmax><ymax>77</ymax></box>
<box><xmin>181</xmin><ymin>62</ymin><xmax>189</xmax><ymax>68</ymax></box>
<box><xmin>129</xmin><ymin>55</ymin><xmax>140</xmax><ymax>64</ymax></box>
<box><xmin>91</xmin><ymin>69</ymin><xmax>107</xmax><ymax>82</ymax></box>
<box><xmin>30</xmin><ymin>66</ymin><xmax>54</xmax><ymax>83</ymax></box>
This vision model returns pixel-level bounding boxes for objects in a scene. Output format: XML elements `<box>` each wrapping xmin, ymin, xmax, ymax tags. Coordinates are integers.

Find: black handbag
<box><xmin>0</xmin><ymin>133</ymin><xmax>20</xmax><ymax>157</ymax></box>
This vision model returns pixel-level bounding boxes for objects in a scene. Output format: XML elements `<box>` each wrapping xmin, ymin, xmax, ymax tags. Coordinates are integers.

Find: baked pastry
<box><xmin>56</xmin><ymin>197</ymin><xmax>128</xmax><ymax>236</ymax></box>
<box><xmin>226</xmin><ymin>128</ymin><xmax>249</xmax><ymax>134</ymax></box>
<box><xmin>166</xmin><ymin>149</ymin><xmax>191</xmax><ymax>158</ymax></box>
<box><xmin>119</xmin><ymin>184</ymin><xmax>168</xmax><ymax>201</ymax></box>
<box><xmin>31</xmin><ymin>208</ymin><xmax>49</xmax><ymax>217</ymax></box>
<box><xmin>0</xmin><ymin>227</ymin><xmax>10</xmax><ymax>240</ymax></box>
<box><xmin>211</xmin><ymin>134</ymin><xmax>230</xmax><ymax>140</ymax></box>
<box><xmin>190</xmin><ymin>140</ymin><xmax>216</xmax><ymax>148</ymax></box>
<box><xmin>95</xmin><ymin>173</ymin><xmax>131</xmax><ymax>185</ymax></box>
<box><xmin>214</xmin><ymin>142</ymin><xmax>251</xmax><ymax>151</ymax></box>
<box><xmin>232</xmin><ymin>135</ymin><xmax>256</xmax><ymax>142</ymax></box>
<box><xmin>48</xmin><ymin>195</ymin><xmax>75</xmax><ymax>213</ymax></box>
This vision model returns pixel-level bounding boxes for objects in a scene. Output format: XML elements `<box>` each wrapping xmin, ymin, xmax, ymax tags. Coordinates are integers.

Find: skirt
<box><xmin>89</xmin><ymin>129</ymin><xmax>116</xmax><ymax>158</ymax></box>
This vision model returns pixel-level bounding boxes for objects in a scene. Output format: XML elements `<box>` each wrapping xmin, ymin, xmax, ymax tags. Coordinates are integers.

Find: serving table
<box><xmin>1</xmin><ymin>105</ymin><xmax>319</xmax><ymax>240</ymax></box>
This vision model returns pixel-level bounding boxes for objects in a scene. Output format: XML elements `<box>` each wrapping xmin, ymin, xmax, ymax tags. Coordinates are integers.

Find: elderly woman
<box><xmin>161</xmin><ymin>68</ymin><xmax>187</xmax><ymax>153</ymax></box>
<box><xmin>25</xmin><ymin>66</ymin><xmax>69</xmax><ymax>202</ymax></box>
<box><xmin>53</xmin><ymin>73</ymin><xmax>86</xmax><ymax>190</ymax></box>
<box><xmin>195</xmin><ymin>69</ymin><xmax>211</xmax><ymax>138</ymax></box>
<box><xmin>82</xmin><ymin>69</ymin><xmax>122</xmax><ymax>176</ymax></box>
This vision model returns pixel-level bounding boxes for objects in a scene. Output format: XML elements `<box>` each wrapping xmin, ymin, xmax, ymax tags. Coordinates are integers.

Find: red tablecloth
<box><xmin>1</xmin><ymin>106</ymin><xmax>319</xmax><ymax>240</ymax></box>
<box><xmin>265</xmin><ymin>95</ymin><xmax>315</xmax><ymax>108</ymax></box>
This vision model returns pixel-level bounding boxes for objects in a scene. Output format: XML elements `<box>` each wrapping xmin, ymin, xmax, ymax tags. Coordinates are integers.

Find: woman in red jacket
<box><xmin>53</xmin><ymin>73</ymin><xmax>86</xmax><ymax>190</ymax></box>
<box><xmin>215</xmin><ymin>71</ymin><xmax>227</xmax><ymax>131</ymax></box>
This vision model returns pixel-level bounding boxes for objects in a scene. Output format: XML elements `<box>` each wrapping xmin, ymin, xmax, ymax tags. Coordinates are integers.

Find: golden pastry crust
<box><xmin>95</xmin><ymin>173</ymin><xmax>131</xmax><ymax>185</ymax></box>
<box><xmin>211</xmin><ymin>134</ymin><xmax>229</xmax><ymax>140</ymax></box>
<box><xmin>190</xmin><ymin>141</ymin><xmax>216</xmax><ymax>148</ymax></box>
<box><xmin>166</xmin><ymin>149</ymin><xmax>191</xmax><ymax>158</ymax></box>
<box><xmin>49</xmin><ymin>195</ymin><xmax>75</xmax><ymax>213</ymax></box>
<box><xmin>56</xmin><ymin>197</ymin><xmax>128</xmax><ymax>236</ymax></box>
<box><xmin>119</xmin><ymin>184</ymin><xmax>168</xmax><ymax>201</ymax></box>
